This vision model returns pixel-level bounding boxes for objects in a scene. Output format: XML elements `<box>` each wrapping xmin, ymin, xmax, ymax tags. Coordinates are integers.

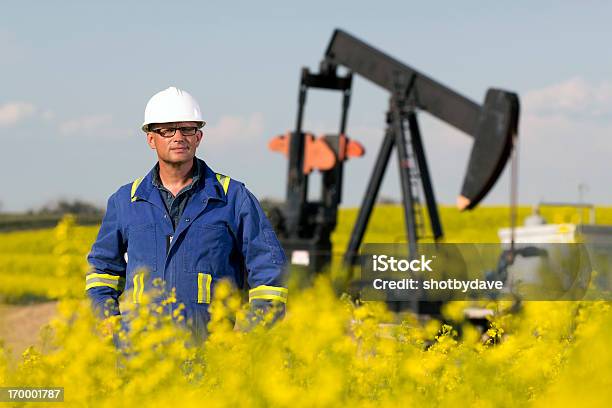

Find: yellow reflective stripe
<box><xmin>250</xmin><ymin>293</ymin><xmax>287</xmax><ymax>303</ymax></box>
<box><xmin>86</xmin><ymin>281</ymin><xmax>121</xmax><ymax>291</ymax></box>
<box><xmin>138</xmin><ymin>273</ymin><xmax>144</xmax><ymax>302</ymax></box>
<box><xmin>197</xmin><ymin>273</ymin><xmax>212</xmax><ymax>304</ymax></box>
<box><xmin>197</xmin><ymin>273</ymin><xmax>204</xmax><ymax>303</ymax></box>
<box><xmin>249</xmin><ymin>285</ymin><xmax>288</xmax><ymax>295</ymax></box>
<box><xmin>85</xmin><ymin>273</ymin><xmax>125</xmax><ymax>291</ymax></box>
<box><xmin>131</xmin><ymin>177</ymin><xmax>143</xmax><ymax>202</ymax></box>
<box><xmin>133</xmin><ymin>274</ymin><xmax>139</xmax><ymax>303</ymax></box>
<box><xmin>86</xmin><ymin>273</ymin><xmax>121</xmax><ymax>281</ymax></box>
<box><xmin>133</xmin><ymin>273</ymin><xmax>144</xmax><ymax>303</ymax></box>
<box><xmin>215</xmin><ymin>173</ymin><xmax>230</xmax><ymax>195</ymax></box>
<box><xmin>249</xmin><ymin>285</ymin><xmax>288</xmax><ymax>303</ymax></box>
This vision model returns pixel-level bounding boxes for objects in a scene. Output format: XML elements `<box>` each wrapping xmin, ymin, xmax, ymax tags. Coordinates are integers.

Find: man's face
<box><xmin>146</xmin><ymin>121</ymin><xmax>203</xmax><ymax>165</ymax></box>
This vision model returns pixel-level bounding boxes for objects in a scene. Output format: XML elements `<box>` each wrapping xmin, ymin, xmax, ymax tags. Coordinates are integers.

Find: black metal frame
<box><xmin>278</xmin><ymin>67</ymin><xmax>353</xmax><ymax>273</ymax></box>
<box><xmin>343</xmin><ymin>92</ymin><xmax>444</xmax><ymax>266</ymax></box>
<box><xmin>274</xmin><ymin>29</ymin><xmax>520</xmax><ymax>280</ymax></box>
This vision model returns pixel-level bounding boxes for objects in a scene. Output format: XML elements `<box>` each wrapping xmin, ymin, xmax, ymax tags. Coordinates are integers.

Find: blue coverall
<box><xmin>86</xmin><ymin>158</ymin><xmax>287</xmax><ymax>337</ymax></box>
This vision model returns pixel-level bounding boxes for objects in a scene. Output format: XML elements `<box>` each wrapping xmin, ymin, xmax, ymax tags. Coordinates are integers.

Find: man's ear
<box><xmin>195</xmin><ymin>130</ymin><xmax>203</xmax><ymax>147</ymax></box>
<box><xmin>146</xmin><ymin>133</ymin><xmax>157</xmax><ymax>150</ymax></box>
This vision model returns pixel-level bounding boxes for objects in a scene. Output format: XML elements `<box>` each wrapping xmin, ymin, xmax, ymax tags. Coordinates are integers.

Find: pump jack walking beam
<box><xmin>321</xmin><ymin>30</ymin><xmax>519</xmax><ymax>264</ymax></box>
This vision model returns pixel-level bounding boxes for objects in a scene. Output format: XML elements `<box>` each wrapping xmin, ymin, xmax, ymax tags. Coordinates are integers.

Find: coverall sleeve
<box><xmin>236</xmin><ymin>188</ymin><xmax>288</xmax><ymax>321</ymax></box>
<box><xmin>86</xmin><ymin>193</ymin><xmax>127</xmax><ymax>319</ymax></box>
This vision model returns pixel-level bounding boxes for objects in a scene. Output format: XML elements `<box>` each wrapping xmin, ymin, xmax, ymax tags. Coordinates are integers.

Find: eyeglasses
<box><xmin>151</xmin><ymin>126</ymin><xmax>200</xmax><ymax>138</ymax></box>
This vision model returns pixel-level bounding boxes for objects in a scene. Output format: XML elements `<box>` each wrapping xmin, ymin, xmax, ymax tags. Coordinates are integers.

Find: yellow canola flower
<box><xmin>1</xmin><ymin>208</ymin><xmax>612</xmax><ymax>406</ymax></box>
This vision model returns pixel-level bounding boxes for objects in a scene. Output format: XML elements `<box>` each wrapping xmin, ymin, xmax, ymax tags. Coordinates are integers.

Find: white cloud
<box><xmin>514</xmin><ymin>77</ymin><xmax>612</xmax><ymax>204</ymax></box>
<box><xmin>520</xmin><ymin>76</ymin><xmax>612</xmax><ymax>142</ymax></box>
<box><xmin>523</xmin><ymin>76</ymin><xmax>612</xmax><ymax>118</ymax></box>
<box><xmin>58</xmin><ymin>114</ymin><xmax>113</xmax><ymax>136</ymax></box>
<box><xmin>205</xmin><ymin>112</ymin><xmax>264</xmax><ymax>145</ymax></box>
<box><xmin>0</xmin><ymin>102</ymin><xmax>36</xmax><ymax>126</ymax></box>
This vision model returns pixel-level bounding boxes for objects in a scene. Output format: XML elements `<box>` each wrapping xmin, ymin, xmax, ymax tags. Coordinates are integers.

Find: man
<box><xmin>86</xmin><ymin>86</ymin><xmax>287</xmax><ymax>338</ymax></box>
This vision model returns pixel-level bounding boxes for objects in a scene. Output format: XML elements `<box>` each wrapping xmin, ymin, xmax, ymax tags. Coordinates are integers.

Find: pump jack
<box><xmin>269</xmin><ymin>29</ymin><xmax>520</xmax><ymax>284</ymax></box>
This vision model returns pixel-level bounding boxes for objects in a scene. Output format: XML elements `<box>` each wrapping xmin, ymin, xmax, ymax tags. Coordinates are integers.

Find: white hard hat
<box><xmin>142</xmin><ymin>86</ymin><xmax>206</xmax><ymax>132</ymax></box>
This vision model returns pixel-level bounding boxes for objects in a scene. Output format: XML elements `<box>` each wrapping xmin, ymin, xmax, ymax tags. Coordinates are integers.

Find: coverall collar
<box><xmin>133</xmin><ymin>157</ymin><xmax>227</xmax><ymax>206</ymax></box>
<box><xmin>151</xmin><ymin>157</ymin><xmax>202</xmax><ymax>192</ymax></box>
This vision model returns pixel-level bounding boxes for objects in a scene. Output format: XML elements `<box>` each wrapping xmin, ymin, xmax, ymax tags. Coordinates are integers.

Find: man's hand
<box><xmin>97</xmin><ymin>315</ymin><xmax>121</xmax><ymax>339</ymax></box>
<box><xmin>239</xmin><ymin>299</ymin><xmax>286</xmax><ymax>331</ymax></box>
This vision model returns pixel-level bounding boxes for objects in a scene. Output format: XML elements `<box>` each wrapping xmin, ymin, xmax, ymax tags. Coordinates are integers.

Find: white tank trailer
<box><xmin>497</xmin><ymin>202</ymin><xmax>612</xmax><ymax>299</ymax></box>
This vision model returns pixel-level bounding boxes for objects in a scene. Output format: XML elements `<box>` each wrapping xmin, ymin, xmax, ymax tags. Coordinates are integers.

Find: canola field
<box><xmin>0</xmin><ymin>207</ymin><xmax>611</xmax><ymax>407</ymax></box>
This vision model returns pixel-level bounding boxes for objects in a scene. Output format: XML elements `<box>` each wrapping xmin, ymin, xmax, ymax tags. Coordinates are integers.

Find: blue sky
<box><xmin>1</xmin><ymin>1</ymin><xmax>612</xmax><ymax>212</ymax></box>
